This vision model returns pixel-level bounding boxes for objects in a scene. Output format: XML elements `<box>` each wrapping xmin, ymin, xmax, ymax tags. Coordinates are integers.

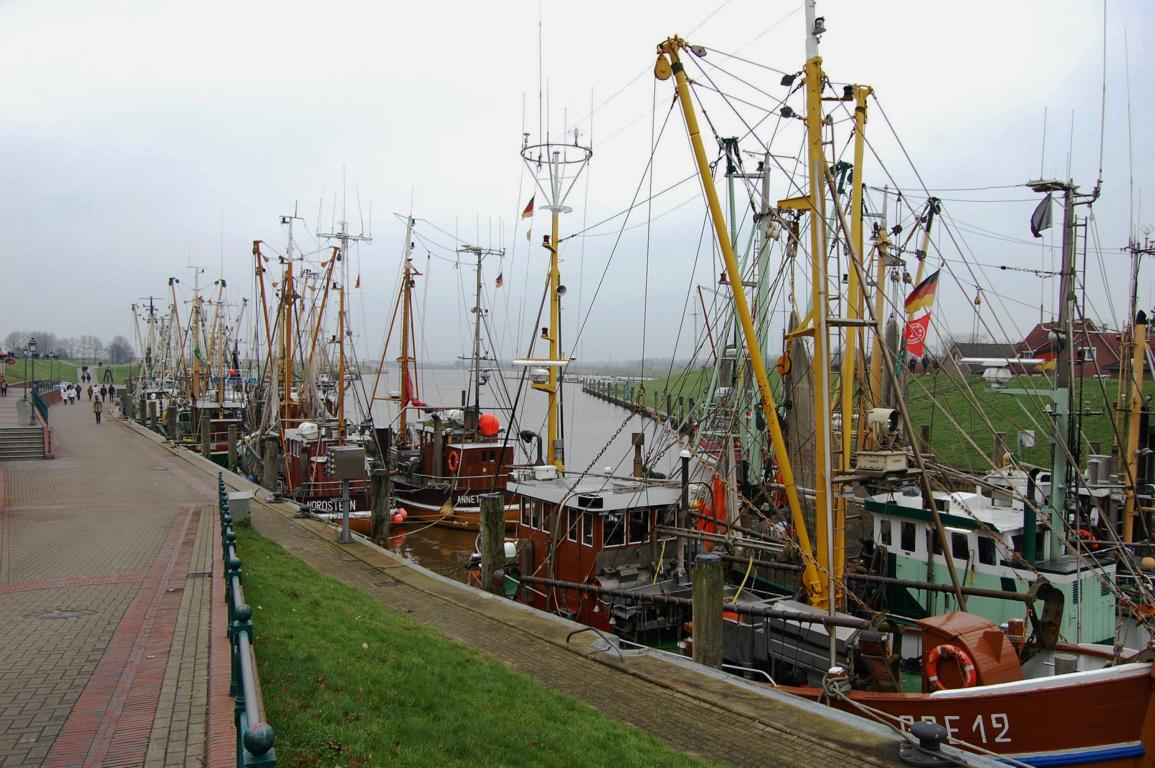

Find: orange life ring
<box><xmin>925</xmin><ymin>644</ymin><xmax>977</xmax><ymax>691</ymax></box>
<box><xmin>447</xmin><ymin>448</ymin><xmax>461</xmax><ymax>473</ymax></box>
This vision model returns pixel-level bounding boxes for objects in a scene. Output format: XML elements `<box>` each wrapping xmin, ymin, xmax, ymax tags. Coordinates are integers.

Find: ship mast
<box><xmin>518</xmin><ymin>131</ymin><xmax>592</xmax><ymax>470</ymax></box>
<box><xmin>1122</xmin><ymin>235</ymin><xmax>1154</xmax><ymax>542</ymax></box>
<box><xmin>459</xmin><ymin>246</ymin><xmax>503</xmax><ymax>428</ymax></box>
<box><xmin>655</xmin><ymin>36</ymin><xmax>824</xmax><ymax>603</ymax></box>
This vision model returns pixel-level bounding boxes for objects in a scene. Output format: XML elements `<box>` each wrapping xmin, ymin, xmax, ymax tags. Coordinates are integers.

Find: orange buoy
<box><xmin>478</xmin><ymin>413</ymin><xmax>500</xmax><ymax>437</ymax></box>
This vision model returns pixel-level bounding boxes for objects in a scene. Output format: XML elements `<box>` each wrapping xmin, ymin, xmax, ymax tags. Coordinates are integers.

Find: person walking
<box><xmin>87</xmin><ymin>384</ymin><xmax>93</xmax><ymax>401</ymax></box>
<box><xmin>100</xmin><ymin>384</ymin><xmax>107</xmax><ymax>402</ymax></box>
<box><xmin>93</xmin><ymin>396</ymin><xmax>103</xmax><ymax>424</ymax></box>
<box><xmin>109</xmin><ymin>383</ymin><xmax>117</xmax><ymax>403</ymax></box>
<box><xmin>1</xmin><ymin>380</ymin><xmax>7</xmax><ymax>397</ymax></box>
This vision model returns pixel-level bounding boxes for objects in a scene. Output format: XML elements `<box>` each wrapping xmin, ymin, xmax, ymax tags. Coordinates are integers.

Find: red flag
<box><xmin>521</xmin><ymin>196</ymin><xmax>535</xmax><ymax>219</ymax></box>
<box><xmin>354</xmin><ymin>274</ymin><xmax>361</xmax><ymax>289</ymax></box>
<box><xmin>903</xmin><ymin>313</ymin><xmax>932</xmax><ymax>357</ymax></box>
<box><xmin>495</xmin><ymin>272</ymin><xmax>504</xmax><ymax>288</ymax></box>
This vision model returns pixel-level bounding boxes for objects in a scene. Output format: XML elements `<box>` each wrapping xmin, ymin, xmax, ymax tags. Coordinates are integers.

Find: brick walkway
<box><xmin>0</xmin><ymin>398</ymin><xmax>230</xmax><ymax>767</ymax></box>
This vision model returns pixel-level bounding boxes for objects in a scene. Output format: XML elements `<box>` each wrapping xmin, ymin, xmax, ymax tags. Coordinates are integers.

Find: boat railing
<box><xmin>217</xmin><ymin>473</ymin><xmax>276</xmax><ymax>767</ymax></box>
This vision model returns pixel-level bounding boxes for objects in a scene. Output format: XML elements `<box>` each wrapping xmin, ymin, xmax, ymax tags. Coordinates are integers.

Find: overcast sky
<box><xmin>2</xmin><ymin>1</ymin><xmax>1152</xmax><ymax>367</ymax></box>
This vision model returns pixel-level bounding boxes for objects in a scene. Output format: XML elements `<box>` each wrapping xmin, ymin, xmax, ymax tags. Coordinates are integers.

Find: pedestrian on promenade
<box><xmin>100</xmin><ymin>384</ymin><xmax>107</xmax><ymax>402</ymax></box>
<box><xmin>87</xmin><ymin>385</ymin><xmax>93</xmax><ymax>401</ymax></box>
<box><xmin>0</xmin><ymin>380</ymin><xmax>7</xmax><ymax>397</ymax></box>
<box><xmin>109</xmin><ymin>383</ymin><xmax>117</xmax><ymax>402</ymax></box>
<box><xmin>93</xmin><ymin>396</ymin><xmax>102</xmax><ymax>424</ymax></box>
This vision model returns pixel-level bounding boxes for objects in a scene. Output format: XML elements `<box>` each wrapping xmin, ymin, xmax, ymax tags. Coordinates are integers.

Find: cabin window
<box><xmin>900</xmin><ymin>522</ymin><xmax>916</xmax><ymax>552</ymax></box>
<box><xmin>520</xmin><ymin>499</ymin><xmax>542</xmax><ymax>530</ymax></box>
<box><xmin>582</xmin><ymin>511</ymin><xmax>594</xmax><ymax>546</ymax></box>
<box><xmin>978</xmin><ymin>535</ymin><xmax>997</xmax><ymax>565</ymax></box>
<box><xmin>566</xmin><ymin>509</ymin><xmax>578</xmax><ymax>542</ymax></box>
<box><xmin>879</xmin><ymin>520</ymin><xmax>893</xmax><ymax>547</ymax></box>
<box><xmin>1076</xmin><ymin>346</ymin><xmax>1096</xmax><ymax>363</ymax></box>
<box><xmin>930</xmin><ymin>530</ymin><xmax>942</xmax><ymax>555</ymax></box>
<box><xmin>628</xmin><ymin>510</ymin><xmax>651</xmax><ymax>544</ymax></box>
<box><xmin>950</xmin><ymin>532</ymin><xmax>970</xmax><ymax>561</ymax></box>
<box><xmin>604</xmin><ymin>512</ymin><xmax>626</xmax><ymax>547</ymax></box>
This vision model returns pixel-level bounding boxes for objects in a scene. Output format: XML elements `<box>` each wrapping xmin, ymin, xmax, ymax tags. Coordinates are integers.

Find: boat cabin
<box><xmin>865</xmin><ymin>484</ymin><xmax>1117</xmax><ymax>645</ymax></box>
<box><xmin>508</xmin><ymin>466</ymin><xmax>682</xmax><ymax>634</ymax></box>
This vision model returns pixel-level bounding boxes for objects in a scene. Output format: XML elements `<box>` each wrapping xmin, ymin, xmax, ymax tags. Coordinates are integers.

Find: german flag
<box><xmin>904</xmin><ymin>269</ymin><xmax>940</xmax><ymax>314</ymax></box>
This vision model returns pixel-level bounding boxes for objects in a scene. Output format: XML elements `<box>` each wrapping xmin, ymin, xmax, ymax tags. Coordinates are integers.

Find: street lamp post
<box><xmin>27</xmin><ymin>336</ymin><xmax>37</xmax><ymax>425</ymax></box>
<box><xmin>22</xmin><ymin>348</ymin><xmax>29</xmax><ymax>402</ymax></box>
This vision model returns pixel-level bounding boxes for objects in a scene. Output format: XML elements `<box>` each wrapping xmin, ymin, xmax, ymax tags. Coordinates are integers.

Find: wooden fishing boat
<box><xmin>374</xmin><ymin>223</ymin><xmax>519</xmax><ymax>530</ymax></box>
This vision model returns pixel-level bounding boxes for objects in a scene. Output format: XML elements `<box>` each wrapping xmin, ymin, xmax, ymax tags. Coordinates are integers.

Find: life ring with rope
<box><xmin>447</xmin><ymin>448</ymin><xmax>461</xmax><ymax>473</ymax></box>
<box><xmin>925</xmin><ymin>644</ymin><xmax>977</xmax><ymax>691</ymax></box>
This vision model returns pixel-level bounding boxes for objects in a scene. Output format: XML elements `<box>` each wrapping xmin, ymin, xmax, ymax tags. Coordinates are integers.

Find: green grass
<box><xmin>236</xmin><ymin>526</ymin><xmax>721</xmax><ymax>768</ymax></box>
<box><xmin>6</xmin><ymin>360</ymin><xmax>135</xmax><ymax>385</ymax></box>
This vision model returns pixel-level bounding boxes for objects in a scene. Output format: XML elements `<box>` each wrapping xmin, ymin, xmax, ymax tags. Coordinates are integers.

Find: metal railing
<box><xmin>218</xmin><ymin>474</ymin><xmax>276</xmax><ymax>767</ymax></box>
<box><xmin>31</xmin><ymin>390</ymin><xmax>48</xmax><ymax>423</ymax></box>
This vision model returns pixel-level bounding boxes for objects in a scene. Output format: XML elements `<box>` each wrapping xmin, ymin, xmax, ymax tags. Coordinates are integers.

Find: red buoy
<box><xmin>478</xmin><ymin>413</ymin><xmax>500</xmax><ymax>437</ymax></box>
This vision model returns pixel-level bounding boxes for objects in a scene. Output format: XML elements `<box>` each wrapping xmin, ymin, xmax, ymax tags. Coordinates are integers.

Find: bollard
<box><xmin>148</xmin><ymin>400</ymin><xmax>158</xmax><ymax>432</ymax></box>
<box><xmin>479</xmin><ymin>493</ymin><xmax>506</xmax><ymax>595</ymax></box>
<box><xmin>692</xmin><ymin>552</ymin><xmax>724</xmax><ymax>668</ymax></box>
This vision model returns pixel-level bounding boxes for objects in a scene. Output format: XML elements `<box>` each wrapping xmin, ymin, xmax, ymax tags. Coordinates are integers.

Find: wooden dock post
<box><xmin>147</xmin><ymin>400</ymin><xmax>158</xmax><ymax>432</ymax></box>
<box><xmin>199</xmin><ymin>411</ymin><xmax>211</xmax><ymax>458</ymax></box>
<box><xmin>371</xmin><ymin>428</ymin><xmax>393</xmax><ymax>543</ymax></box>
<box><xmin>692</xmin><ymin>552</ymin><xmax>724</xmax><ymax>668</ymax></box>
<box><xmin>479</xmin><ymin>492</ymin><xmax>505</xmax><ymax>595</ymax></box>
<box><xmin>165</xmin><ymin>406</ymin><xmax>177</xmax><ymax>439</ymax></box>
<box><xmin>919</xmin><ymin>424</ymin><xmax>932</xmax><ymax>453</ymax></box>
<box><xmin>227</xmin><ymin>424</ymin><xmax>238</xmax><ymax>472</ymax></box>
<box><xmin>261</xmin><ymin>434</ymin><xmax>280</xmax><ymax>493</ymax></box>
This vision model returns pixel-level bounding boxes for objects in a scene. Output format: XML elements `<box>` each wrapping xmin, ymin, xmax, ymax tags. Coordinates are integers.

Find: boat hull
<box><xmin>392</xmin><ymin>480</ymin><xmax>518</xmax><ymax>530</ymax></box>
<box><xmin>782</xmin><ymin>663</ymin><xmax>1155</xmax><ymax>766</ymax></box>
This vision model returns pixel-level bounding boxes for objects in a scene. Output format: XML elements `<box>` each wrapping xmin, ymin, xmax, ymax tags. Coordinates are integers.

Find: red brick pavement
<box><xmin>0</xmin><ymin>396</ymin><xmax>230</xmax><ymax>768</ymax></box>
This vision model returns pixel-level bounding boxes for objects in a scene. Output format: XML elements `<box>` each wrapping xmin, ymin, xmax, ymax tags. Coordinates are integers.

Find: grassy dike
<box><xmin>235</xmin><ymin>526</ymin><xmax>721</xmax><ymax>768</ymax></box>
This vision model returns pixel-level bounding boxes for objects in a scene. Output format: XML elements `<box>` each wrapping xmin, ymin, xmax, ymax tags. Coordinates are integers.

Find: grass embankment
<box><xmin>905</xmin><ymin>373</ymin><xmax>1152</xmax><ymax>470</ymax></box>
<box><xmin>6</xmin><ymin>360</ymin><xmax>134</xmax><ymax>385</ymax></box>
<box><xmin>605</xmin><ymin>366</ymin><xmax>1148</xmax><ymax>472</ymax></box>
<box><xmin>236</xmin><ymin>526</ymin><xmax>720</xmax><ymax>768</ymax></box>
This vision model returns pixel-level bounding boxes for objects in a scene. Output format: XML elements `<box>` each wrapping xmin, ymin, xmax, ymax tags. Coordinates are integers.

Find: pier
<box><xmin>0</xmin><ymin>392</ymin><xmax>986</xmax><ymax>767</ymax></box>
<box><xmin>581</xmin><ymin>376</ymin><xmax>698</xmax><ymax>434</ymax></box>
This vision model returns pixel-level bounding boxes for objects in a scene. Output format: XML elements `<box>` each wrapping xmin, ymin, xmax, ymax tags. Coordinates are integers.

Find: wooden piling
<box><xmin>692</xmin><ymin>552</ymin><xmax>724</xmax><ymax>669</ymax></box>
<box><xmin>227</xmin><ymin>424</ymin><xmax>238</xmax><ymax>472</ymax></box>
<box><xmin>371</xmin><ymin>428</ymin><xmax>393</xmax><ymax>544</ymax></box>
<box><xmin>199</xmin><ymin>410</ymin><xmax>211</xmax><ymax>457</ymax></box>
<box><xmin>261</xmin><ymin>435</ymin><xmax>280</xmax><ymax>493</ymax></box>
<box><xmin>147</xmin><ymin>400</ymin><xmax>157</xmax><ymax>432</ymax></box>
<box><xmin>479</xmin><ymin>492</ymin><xmax>506</xmax><ymax>595</ymax></box>
<box><xmin>919</xmin><ymin>424</ymin><xmax>931</xmax><ymax>453</ymax></box>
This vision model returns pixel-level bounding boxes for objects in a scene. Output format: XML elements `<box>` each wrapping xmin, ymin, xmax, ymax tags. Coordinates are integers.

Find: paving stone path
<box><xmin>0</xmin><ymin>397</ymin><xmax>231</xmax><ymax>767</ymax></box>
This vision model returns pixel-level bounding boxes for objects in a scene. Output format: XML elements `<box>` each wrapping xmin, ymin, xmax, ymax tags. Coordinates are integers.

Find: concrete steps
<box><xmin>0</xmin><ymin>427</ymin><xmax>45</xmax><ymax>460</ymax></box>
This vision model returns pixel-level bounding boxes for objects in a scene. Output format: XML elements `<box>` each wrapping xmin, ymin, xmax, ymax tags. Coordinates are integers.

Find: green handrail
<box><xmin>218</xmin><ymin>474</ymin><xmax>276</xmax><ymax>767</ymax></box>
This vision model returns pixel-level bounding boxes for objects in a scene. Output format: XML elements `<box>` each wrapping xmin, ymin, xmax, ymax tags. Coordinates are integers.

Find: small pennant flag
<box><xmin>904</xmin><ymin>269</ymin><xmax>940</xmax><ymax>314</ymax></box>
<box><xmin>355</xmin><ymin>274</ymin><xmax>361</xmax><ymax>289</ymax></box>
<box><xmin>521</xmin><ymin>196</ymin><xmax>535</xmax><ymax>219</ymax></box>
<box><xmin>526</xmin><ymin>228</ymin><xmax>532</xmax><ymax>242</ymax></box>
<box><xmin>495</xmin><ymin>272</ymin><xmax>504</xmax><ymax>288</ymax></box>
<box><xmin>1030</xmin><ymin>193</ymin><xmax>1053</xmax><ymax>238</ymax></box>
<box><xmin>903</xmin><ymin>313</ymin><xmax>932</xmax><ymax>357</ymax></box>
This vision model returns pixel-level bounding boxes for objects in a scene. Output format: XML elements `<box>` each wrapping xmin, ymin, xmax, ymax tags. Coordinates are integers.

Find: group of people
<box><xmin>58</xmin><ymin>380</ymin><xmax>117</xmax><ymax>423</ymax></box>
<box><xmin>59</xmin><ymin>382</ymin><xmax>117</xmax><ymax>404</ymax></box>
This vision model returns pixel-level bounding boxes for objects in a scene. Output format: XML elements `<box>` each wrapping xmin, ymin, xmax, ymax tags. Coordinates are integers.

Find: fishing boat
<box><xmin>373</xmin><ymin>217</ymin><xmax>518</xmax><ymax>530</ymax></box>
<box><xmin>643</xmin><ymin>5</ymin><xmax>1155</xmax><ymax>762</ymax></box>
